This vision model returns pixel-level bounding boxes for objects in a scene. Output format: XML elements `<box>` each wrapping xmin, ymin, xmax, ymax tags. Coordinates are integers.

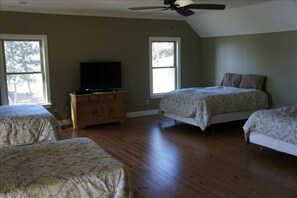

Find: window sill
<box><xmin>150</xmin><ymin>94</ymin><xmax>164</xmax><ymax>99</ymax></box>
<box><xmin>42</xmin><ymin>103</ymin><xmax>52</xmax><ymax>109</ymax></box>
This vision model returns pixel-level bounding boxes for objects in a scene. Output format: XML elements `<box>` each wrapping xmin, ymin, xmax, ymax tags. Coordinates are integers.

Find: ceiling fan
<box><xmin>128</xmin><ymin>0</ymin><xmax>225</xmax><ymax>17</ymax></box>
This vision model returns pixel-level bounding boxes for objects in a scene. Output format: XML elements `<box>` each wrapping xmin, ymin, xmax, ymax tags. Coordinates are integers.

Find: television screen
<box><xmin>80</xmin><ymin>62</ymin><xmax>122</xmax><ymax>91</ymax></box>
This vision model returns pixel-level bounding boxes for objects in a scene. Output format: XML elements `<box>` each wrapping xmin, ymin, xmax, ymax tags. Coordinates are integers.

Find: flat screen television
<box><xmin>80</xmin><ymin>62</ymin><xmax>122</xmax><ymax>92</ymax></box>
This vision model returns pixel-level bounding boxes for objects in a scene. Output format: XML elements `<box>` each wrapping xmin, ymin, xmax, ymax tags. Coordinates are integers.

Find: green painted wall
<box><xmin>2</xmin><ymin>11</ymin><xmax>295</xmax><ymax>119</ymax></box>
<box><xmin>200</xmin><ymin>31</ymin><xmax>297</xmax><ymax>108</ymax></box>
<box><xmin>0</xmin><ymin>11</ymin><xmax>200</xmax><ymax>119</ymax></box>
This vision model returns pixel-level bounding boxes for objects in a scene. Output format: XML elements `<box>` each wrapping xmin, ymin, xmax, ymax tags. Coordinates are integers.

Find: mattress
<box><xmin>0</xmin><ymin>104</ymin><xmax>62</xmax><ymax>149</ymax></box>
<box><xmin>159</xmin><ymin>86</ymin><xmax>269</xmax><ymax>130</ymax></box>
<box><xmin>0</xmin><ymin>137</ymin><xmax>134</xmax><ymax>198</ymax></box>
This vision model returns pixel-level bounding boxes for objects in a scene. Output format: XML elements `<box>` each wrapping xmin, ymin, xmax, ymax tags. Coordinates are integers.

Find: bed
<box><xmin>243</xmin><ymin>106</ymin><xmax>297</xmax><ymax>156</ymax></box>
<box><xmin>159</xmin><ymin>73</ymin><xmax>269</xmax><ymax>131</ymax></box>
<box><xmin>0</xmin><ymin>137</ymin><xmax>134</xmax><ymax>197</ymax></box>
<box><xmin>0</xmin><ymin>104</ymin><xmax>62</xmax><ymax>149</ymax></box>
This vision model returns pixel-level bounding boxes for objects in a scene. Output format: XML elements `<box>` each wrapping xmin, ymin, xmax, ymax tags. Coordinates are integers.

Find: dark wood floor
<box><xmin>63</xmin><ymin>116</ymin><xmax>297</xmax><ymax>198</ymax></box>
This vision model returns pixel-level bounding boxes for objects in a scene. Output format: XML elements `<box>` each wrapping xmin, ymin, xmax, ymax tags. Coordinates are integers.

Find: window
<box><xmin>0</xmin><ymin>34</ymin><xmax>51</xmax><ymax>106</ymax></box>
<box><xmin>149</xmin><ymin>37</ymin><xmax>180</xmax><ymax>98</ymax></box>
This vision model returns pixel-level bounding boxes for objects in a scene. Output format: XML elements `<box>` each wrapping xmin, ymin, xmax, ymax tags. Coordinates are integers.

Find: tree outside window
<box><xmin>0</xmin><ymin>34</ymin><xmax>51</xmax><ymax>106</ymax></box>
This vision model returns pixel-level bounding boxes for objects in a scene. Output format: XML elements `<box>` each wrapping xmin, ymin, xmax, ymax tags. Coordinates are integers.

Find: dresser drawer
<box><xmin>105</xmin><ymin>93</ymin><xmax>125</xmax><ymax>100</ymax></box>
<box><xmin>76</xmin><ymin>95</ymin><xmax>98</xmax><ymax>103</ymax></box>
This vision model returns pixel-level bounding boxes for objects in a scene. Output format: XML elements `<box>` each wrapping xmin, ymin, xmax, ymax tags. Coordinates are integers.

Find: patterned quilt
<box><xmin>159</xmin><ymin>86</ymin><xmax>269</xmax><ymax>130</ymax></box>
<box><xmin>0</xmin><ymin>105</ymin><xmax>62</xmax><ymax>149</ymax></box>
<box><xmin>243</xmin><ymin>106</ymin><xmax>297</xmax><ymax>145</ymax></box>
<box><xmin>0</xmin><ymin>137</ymin><xmax>134</xmax><ymax>198</ymax></box>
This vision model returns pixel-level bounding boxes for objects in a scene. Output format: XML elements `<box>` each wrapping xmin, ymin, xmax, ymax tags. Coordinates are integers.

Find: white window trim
<box><xmin>0</xmin><ymin>34</ymin><xmax>51</xmax><ymax>107</ymax></box>
<box><xmin>149</xmin><ymin>37</ymin><xmax>181</xmax><ymax>98</ymax></box>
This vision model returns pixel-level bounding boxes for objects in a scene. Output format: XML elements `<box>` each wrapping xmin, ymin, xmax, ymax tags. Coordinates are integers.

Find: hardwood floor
<box><xmin>63</xmin><ymin>116</ymin><xmax>297</xmax><ymax>198</ymax></box>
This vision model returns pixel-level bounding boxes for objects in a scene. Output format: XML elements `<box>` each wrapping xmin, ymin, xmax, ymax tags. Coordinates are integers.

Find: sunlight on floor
<box><xmin>146</xmin><ymin>124</ymin><xmax>180</xmax><ymax>187</ymax></box>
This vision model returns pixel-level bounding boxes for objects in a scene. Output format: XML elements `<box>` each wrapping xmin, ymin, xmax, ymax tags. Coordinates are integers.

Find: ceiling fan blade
<box><xmin>176</xmin><ymin>7</ymin><xmax>195</xmax><ymax>17</ymax></box>
<box><xmin>185</xmin><ymin>4</ymin><xmax>225</xmax><ymax>10</ymax></box>
<box><xmin>128</xmin><ymin>6</ymin><xmax>167</xmax><ymax>10</ymax></box>
<box><xmin>138</xmin><ymin>8</ymin><xmax>170</xmax><ymax>17</ymax></box>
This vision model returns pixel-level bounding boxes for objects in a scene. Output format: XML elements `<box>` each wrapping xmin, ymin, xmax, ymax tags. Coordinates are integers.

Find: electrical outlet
<box><xmin>53</xmin><ymin>108</ymin><xmax>58</xmax><ymax>113</ymax></box>
<box><xmin>145</xmin><ymin>99</ymin><xmax>150</xmax><ymax>105</ymax></box>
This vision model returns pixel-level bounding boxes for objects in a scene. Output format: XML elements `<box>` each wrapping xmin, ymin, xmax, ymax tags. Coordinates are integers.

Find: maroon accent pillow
<box><xmin>220</xmin><ymin>73</ymin><xmax>242</xmax><ymax>87</ymax></box>
<box><xmin>239</xmin><ymin>74</ymin><xmax>266</xmax><ymax>90</ymax></box>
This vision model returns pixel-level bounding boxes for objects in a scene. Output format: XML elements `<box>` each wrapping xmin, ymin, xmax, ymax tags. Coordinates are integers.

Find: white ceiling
<box><xmin>187</xmin><ymin>0</ymin><xmax>297</xmax><ymax>37</ymax></box>
<box><xmin>0</xmin><ymin>0</ymin><xmax>296</xmax><ymax>37</ymax></box>
<box><xmin>0</xmin><ymin>0</ymin><xmax>272</xmax><ymax>20</ymax></box>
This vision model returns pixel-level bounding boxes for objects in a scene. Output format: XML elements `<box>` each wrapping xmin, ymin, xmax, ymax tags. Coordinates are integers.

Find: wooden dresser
<box><xmin>70</xmin><ymin>91</ymin><xmax>126</xmax><ymax>129</ymax></box>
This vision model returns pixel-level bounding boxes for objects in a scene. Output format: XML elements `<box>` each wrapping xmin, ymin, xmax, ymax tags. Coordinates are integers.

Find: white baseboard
<box><xmin>59</xmin><ymin>109</ymin><xmax>159</xmax><ymax>127</ymax></box>
<box><xmin>126</xmin><ymin>109</ymin><xmax>159</xmax><ymax>118</ymax></box>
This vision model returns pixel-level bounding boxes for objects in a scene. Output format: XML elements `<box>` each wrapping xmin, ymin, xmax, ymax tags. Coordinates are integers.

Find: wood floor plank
<box><xmin>63</xmin><ymin>115</ymin><xmax>297</xmax><ymax>198</ymax></box>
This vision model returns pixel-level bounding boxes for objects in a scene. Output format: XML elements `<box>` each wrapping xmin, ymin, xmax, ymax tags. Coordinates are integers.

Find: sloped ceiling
<box><xmin>0</xmin><ymin>0</ymin><xmax>296</xmax><ymax>37</ymax></box>
<box><xmin>0</xmin><ymin>0</ymin><xmax>271</xmax><ymax>21</ymax></box>
<box><xmin>187</xmin><ymin>0</ymin><xmax>297</xmax><ymax>37</ymax></box>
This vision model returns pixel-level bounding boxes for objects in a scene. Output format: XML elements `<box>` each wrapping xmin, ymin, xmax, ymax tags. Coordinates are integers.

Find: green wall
<box><xmin>0</xmin><ymin>11</ymin><xmax>200</xmax><ymax>119</ymax></box>
<box><xmin>200</xmin><ymin>31</ymin><xmax>297</xmax><ymax>108</ymax></box>
<box><xmin>2</xmin><ymin>11</ymin><xmax>295</xmax><ymax>119</ymax></box>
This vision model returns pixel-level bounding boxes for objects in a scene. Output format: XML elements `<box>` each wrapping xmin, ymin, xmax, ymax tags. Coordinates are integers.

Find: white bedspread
<box><xmin>243</xmin><ymin>106</ymin><xmax>297</xmax><ymax>145</ymax></box>
<box><xmin>159</xmin><ymin>86</ymin><xmax>269</xmax><ymax>130</ymax></box>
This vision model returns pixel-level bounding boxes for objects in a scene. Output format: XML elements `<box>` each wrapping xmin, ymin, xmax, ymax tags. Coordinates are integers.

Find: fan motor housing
<box><xmin>164</xmin><ymin>0</ymin><xmax>176</xmax><ymax>5</ymax></box>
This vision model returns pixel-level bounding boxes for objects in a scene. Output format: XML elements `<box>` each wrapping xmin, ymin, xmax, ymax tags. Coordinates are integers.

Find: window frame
<box><xmin>149</xmin><ymin>37</ymin><xmax>181</xmax><ymax>98</ymax></box>
<box><xmin>0</xmin><ymin>34</ymin><xmax>51</xmax><ymax>107</ymax></box>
